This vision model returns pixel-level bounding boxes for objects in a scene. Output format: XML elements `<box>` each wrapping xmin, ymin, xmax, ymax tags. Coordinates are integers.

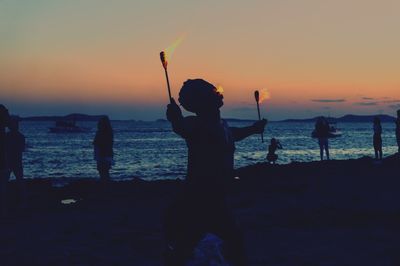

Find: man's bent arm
<box><xmin>230</xmin><ymin>119</ymin><xmax>267</xmax><ymax>142</ymax></box>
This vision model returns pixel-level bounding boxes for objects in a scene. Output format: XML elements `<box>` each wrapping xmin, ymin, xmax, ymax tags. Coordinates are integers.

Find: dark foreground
<box><xmin>1</xmin><ymin>155</ymin><xmax>400</xmax><ymax>266</ymax></box>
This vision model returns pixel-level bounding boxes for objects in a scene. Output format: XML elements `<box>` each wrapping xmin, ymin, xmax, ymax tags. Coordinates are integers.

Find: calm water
<box><xmin>17</xmin><ymin>120</ymin><xmax>398</xmax><ymax>182</ymax></box>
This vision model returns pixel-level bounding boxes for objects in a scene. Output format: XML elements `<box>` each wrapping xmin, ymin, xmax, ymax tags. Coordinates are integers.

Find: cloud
<box><xmin>355</xmin><ymin>102</ymin><xmax>378</xmax><ymax>106</ymax></box>
<box><xmin>353</xmin><ymin>98</ymin><xmax>400</xmax><ymax>108</ymax></box>
<box><xmin>382</xmin><ymin>99</ymin><xmax>400</xmax><ymax>104</ymax></box>
<box><xmin>311</xmin><ymin>99</ymin><xmax>346</xmax><ymax>103</ymax></box>
<box><xmin>389</xmin><ymin>104</ymin><xmax>400</xmax><ymax>109</ymax></box>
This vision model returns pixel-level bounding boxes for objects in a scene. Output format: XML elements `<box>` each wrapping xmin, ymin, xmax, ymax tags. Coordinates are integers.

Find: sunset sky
<box><xmin>1</xmin><ymin>0</ymin><xmax>400</xmax><ymax>120</ymax></box>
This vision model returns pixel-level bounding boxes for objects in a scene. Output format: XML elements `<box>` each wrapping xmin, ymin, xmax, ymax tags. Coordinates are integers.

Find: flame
<box><xmin>258</xmin><ymin>89</ymin><xmax>271</xmax><ymax>103</ymax></box>
<box><xmin>164</xmin><ymin>35</ymin><xmax>185</xmax><ymax>63</ymax></box>
<box><xmin>215</xmin><ymin>85</ymin><xmax>224</xmax><ymax>95</ymax></box>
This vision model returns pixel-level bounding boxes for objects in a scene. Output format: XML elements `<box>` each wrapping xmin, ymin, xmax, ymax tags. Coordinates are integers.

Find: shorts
<box><xmin>96</xmin><ymin>156</ymin><xmax>113</xmax><ymax>171</ymax></box>
<box><xmin>373</xmin><ymin>135</ymin><xmax>382</xmax><ymax>150</ymax></box>
<box><xmin>164</xmin><ymin>188</ymin><xmax>246</xmax><ymax>265</ymax></box>
<box><xmin>97</xmin><ymin>160</ymin><xmax>112</xmax><ymax>171</ymax></box>
<box><xmin>267</xmin><ymin>153</ymin><xmax>278</xmax><ymax>162</ymax></box>
<box><xmin>318</xmin><ymin>138</ymin><xmax>328</xmax><ymax>148</ymax></box>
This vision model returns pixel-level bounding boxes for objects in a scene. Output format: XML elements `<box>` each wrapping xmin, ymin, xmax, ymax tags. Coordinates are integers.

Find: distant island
<box><xmin>21</xmin><ymin>113</ymin><xmax>107</xmax><ymax>122</ymax></box>
<box><xmin>156</xmin><ymin>118</ymin><xmax>257</xmax><ymax>123</ymax></box>
<box><xmin>214</xmin><ymin>115</ymin><xmax>396</xmax><ymax>123</ymax></box>
<box><xmin>19</xmin><ymin>113</ymin><xmax>397</xmax><ymax>123</ymax></box>
<box><xmin>279</xmin><ymin>114</ymin><xmax>396</xmax><ymax>123</ymax></box>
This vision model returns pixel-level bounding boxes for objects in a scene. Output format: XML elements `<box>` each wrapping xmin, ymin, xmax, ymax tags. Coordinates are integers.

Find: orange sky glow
<box><xmin>1</xmin><ymin>0</ymin><xmax>399</xmax><ymax>119</ymax></box>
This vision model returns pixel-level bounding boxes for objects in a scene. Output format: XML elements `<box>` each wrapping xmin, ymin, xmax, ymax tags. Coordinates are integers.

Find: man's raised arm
<box><xmin>166</xmin><ymin>98</ymin><xmax>188</xmax><ymax>138</ymax></box>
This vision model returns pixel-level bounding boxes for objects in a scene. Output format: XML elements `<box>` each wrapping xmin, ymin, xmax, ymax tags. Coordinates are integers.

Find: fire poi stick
<box><xmin>254</xmin><ymin>90</ymin><xmax>264</xmax><ymax>142</ymax></box>
<box><xmin>160</xmin><ymin>51</ymin><xmax>172</xmax><ymax>103</ymax></box>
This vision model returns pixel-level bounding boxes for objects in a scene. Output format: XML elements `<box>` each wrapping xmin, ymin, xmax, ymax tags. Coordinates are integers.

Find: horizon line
<box><xmin>15</xmin><ymin>112</ymin><xmax>398</xmax><ymax>123</ymax></box>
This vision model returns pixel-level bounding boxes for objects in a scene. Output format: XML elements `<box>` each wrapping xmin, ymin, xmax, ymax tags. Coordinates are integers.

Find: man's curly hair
<box><xmin>178</xmin><ymin>79</ymin><xmax>223</xmax><ymax>113</ymax></box>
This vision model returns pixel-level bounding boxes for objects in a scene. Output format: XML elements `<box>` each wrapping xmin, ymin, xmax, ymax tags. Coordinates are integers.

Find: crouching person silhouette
<box><xmin>164</xmin><ymin>79</ymin><xmax>267</xmax><ymax>266</ymax></box>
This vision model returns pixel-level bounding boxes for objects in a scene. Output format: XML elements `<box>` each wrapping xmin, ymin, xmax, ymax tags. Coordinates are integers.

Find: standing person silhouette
<box><xmin>93</xmin><ymin>116</ymin><xmax>114</xmax><ymax>182</ymax></box>
<box><xmin>314</xmin><ymin>116</ymin><xmax>330</xmax><ymax>161</ymax></box>
<box><xmin>373</xmin><ymin>116</ymin><xmax>383</xmax><ymax>160</ymax></box>
<box><xmin>164</xmin><ymin>79</ymin><xmax>267</xmax><ymax>266</ymax></box>
<box><xmin>266</xmin><ymin>138</ymin><xmax>282</xmax><ymax>164</ymax></box>
<box><xmin>6</xmin><ymin>117</ymin><xmax>26</xmax><ymax>205</ymax></box>
<box><xmin>396</xmin><ymin>109</ymin><xmax>400</xmax><ymax>154</ymax></box>
<box><xmin>0</xmin><ymin>105</ymin><xmax>10</xmax><ymax>216</ymax></box>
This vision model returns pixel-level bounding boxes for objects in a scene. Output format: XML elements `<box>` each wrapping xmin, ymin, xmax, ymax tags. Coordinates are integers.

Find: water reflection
<box><xmin>19</xmin><ymin>121</ymin><xmax>398</xmax><ymax>181</ymax></box>
<box><xmin>61</xmin><ymin>199</ymin><xmax>77</xmax><ymax>205</ymax></box>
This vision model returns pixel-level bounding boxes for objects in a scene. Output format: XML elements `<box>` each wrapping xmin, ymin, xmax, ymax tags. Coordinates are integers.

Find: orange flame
<box><xmin>215</xmin><ymin>85</ymin><xmax>224</xmax><ymax>95</ymax></box>
<box><xmin>163</xmin><ymin>35</ymin><xmax>185</xmax><ymax>63</ymax></box>
<box><xmin>258</xmin><ymin>89</ymin><xmax>271</xmax><ymax>103</ymax></box>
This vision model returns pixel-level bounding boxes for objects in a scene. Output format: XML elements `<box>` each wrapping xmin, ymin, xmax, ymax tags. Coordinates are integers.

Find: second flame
<box><xmin>257</xmin><ymin>89</ymin><xmax>271</xmax><ymax>103</ymax></box>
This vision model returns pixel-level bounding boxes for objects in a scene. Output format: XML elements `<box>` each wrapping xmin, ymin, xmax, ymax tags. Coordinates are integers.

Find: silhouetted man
<box><xmin>373</xmin><ymin>116</ymin><xmax>383</xmax><ymax>160</ymax></box>
<box><xmin>93</xmin><ymin>116</ymin><xmax>114</xmax><ymax>182</ymax></box>
<box><xmin>6</xmin><ymin>117</ymin><xmax>26</xmax><ymax>204</ymax></box>
<box><xmin>164</xmin><ymin>79</ymin><xmax>267</xmax><ymax>266</ymax></box>
<box><xmin>396</xmin><ymin>109</ymin><xmax>400</xmax><ymax>153</ymax></box>
<box><xmin>315</xmin><ymin>116</ymin><xmax>330</xmax><ymax>160</ymax></box>
<box><xmin>0</xmin><ymin>105</ymin><xmax>10</xmax><ymax>215</ymax></box>
<box><xmin>6</xmin><ymin>118</ymin><xmax>25</xmax><ymax>180</ymax></box>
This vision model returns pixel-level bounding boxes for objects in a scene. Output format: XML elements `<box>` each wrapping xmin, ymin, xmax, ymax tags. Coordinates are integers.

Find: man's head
<box><xmin>0</xmin><ymin>105</ymin><xmax>10</xmax><ymax>129</ymax></box>
<box><xmin>178</xmin><ymin>79</ymin><xmax>223</xmax><ymax>115</ymax></box>
<box><xmin>98</xmin><ymin>115</ymin><xmax>111</xmax><ymax>132</ymax></box>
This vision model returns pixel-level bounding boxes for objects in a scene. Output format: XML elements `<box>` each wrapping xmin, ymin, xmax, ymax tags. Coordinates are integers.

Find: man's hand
<box><xmin>166</xmin><ymin>98</ymin><xmax>183</xmax><ymax>123</ymax></box>
<box><xmin>253</xmin><ymin>119</ymin><xmax>267</xmax><ymax>134</ymax></box>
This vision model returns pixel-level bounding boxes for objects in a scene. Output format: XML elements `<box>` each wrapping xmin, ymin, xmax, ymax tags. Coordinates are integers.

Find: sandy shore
<box><xmin>1</xmin><ymin>155</ymin><xmax>400</xmax><ymax>265</ymax></box>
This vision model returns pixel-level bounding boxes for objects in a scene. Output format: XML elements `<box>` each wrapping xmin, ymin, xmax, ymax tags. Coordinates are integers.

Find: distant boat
<box><xmin>312</xmin><ymin>123</ymin><xmax>342</xmax><ymax>138</ymax></box>
<box><xmin>49</xmin><ymin>120</ymin><xmax>89</xmax><ymax>133</ymax></box>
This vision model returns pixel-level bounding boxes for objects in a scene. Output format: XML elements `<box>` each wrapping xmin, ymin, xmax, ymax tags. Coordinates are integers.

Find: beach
<box><xmin>1</xmin><ymin>155</ymin><xmax>399</xmax><ymax>265</ymax></box>
<box><xmin>2</xmin><ymin>0</ymin><xmax>400</xmax><ymax>264</ymax></box>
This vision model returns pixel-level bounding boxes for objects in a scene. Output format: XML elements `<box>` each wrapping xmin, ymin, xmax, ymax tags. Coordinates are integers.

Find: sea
<box><xmin>16</xmin><ymin>120</ymin><xmax>399</xmax><ymax>182</ymax></box>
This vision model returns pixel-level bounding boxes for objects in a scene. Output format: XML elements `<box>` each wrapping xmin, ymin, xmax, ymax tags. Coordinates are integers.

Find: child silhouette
<box><xmin>266</xmin><ymin>138</ymin><xmax>282</xmax><ymax>164</ymax></box>
<box><xmin>164</xmin><ymin>79</ymin><xmax>267</xmax><ymax>266</ymax></box>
